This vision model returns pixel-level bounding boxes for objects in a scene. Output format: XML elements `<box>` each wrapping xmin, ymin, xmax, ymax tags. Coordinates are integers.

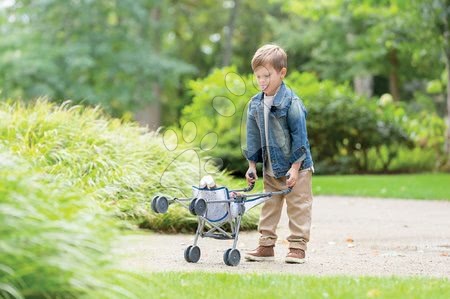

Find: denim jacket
<box><xmin>244</xmin><ymin>82</ymin><xmax>313</xmax><ymax>178</ymax></box>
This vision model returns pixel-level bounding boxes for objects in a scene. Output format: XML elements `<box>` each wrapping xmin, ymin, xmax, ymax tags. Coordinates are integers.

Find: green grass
<box><xmin>138</xmin><ymin>272</ymin><xmax>449</xmax><ymax>299</ymax></box>
<box><xmin>313</xmin><ymin>173</ymin><xmax>450</xmax><ymax>200</ymax></box>
<box><xmin>231</xmin><ymin>173</ymin><xmax>450</xmax><ymax>200</ymax></box>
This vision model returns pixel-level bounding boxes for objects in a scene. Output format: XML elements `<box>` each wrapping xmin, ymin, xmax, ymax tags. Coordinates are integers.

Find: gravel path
<box><xmin>113</xmin><ymin>196</ymin><xmax>450</xmax><ymax>277</ymax></box>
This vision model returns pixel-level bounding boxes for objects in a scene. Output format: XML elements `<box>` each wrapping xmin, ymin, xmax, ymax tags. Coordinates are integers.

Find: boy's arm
<box><xmin>286</xmin><ymin>99</ymin><xmax>308</xmax><ymax>187</ymax></box>
<box><xmin>245</xmin><ymin>103</ymin><xmax>261</xmax><ymax>183</ymax></box>
<box><xmin>287</xmin><ymin>99</ymin><xmax>308</xmax><ymax>166</ymax></box>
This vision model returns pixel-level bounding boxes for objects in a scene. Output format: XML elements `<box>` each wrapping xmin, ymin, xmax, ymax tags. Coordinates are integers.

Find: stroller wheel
<box><xmin>223</xmin><ymin>248</ymin><xmax>232</xmax><ymax>266</ymax></box>
<box><xmin>151</xmin><ymin>196</ymin><xmax>159</xmax><ymax>213</ymax></box>
<box><xmin>194</xmin><ymin>198</ymin><xmax>207</xmax><ymax>216</ymax></box>
<box><xmin>184</xmin><ymin>245</ymin><xmax>193</xmax><ymax>262</ymax></box>
<box><xmin>184</xmin><ymin>245</ymin><xmax>201</xmax><ymax>263</ymax></box>
<box><xmin>224</xmin><ymin>248</ymin><xmax>241</xmax><ymax>266</ymax></box>
<box><xmin>189</xmin><ymin>198</ymin><xmax>197</xmax><ymax>215</ymax></box>
<box><xmin>155</xmin><ymin>196</ymin><xmax>169</xmax><ymax>214</ymax></box>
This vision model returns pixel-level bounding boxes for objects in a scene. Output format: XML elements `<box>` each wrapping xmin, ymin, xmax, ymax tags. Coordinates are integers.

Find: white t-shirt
<box><xmin>263</xmin><ymin>94</ymin><xmax>275</xmax><ymax>176</ymax></box>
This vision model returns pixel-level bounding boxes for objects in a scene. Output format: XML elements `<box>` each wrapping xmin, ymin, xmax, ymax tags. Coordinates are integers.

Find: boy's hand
<box><xmin>286</xmin><ymin>168</ymin><xmax>299</xmax><ymax>188</ymax></box>
<box><xmin>286</xmin><ymin>162</ymin><xmax>301</xmax><ymax>187</ymax></box>
<box><xmin>245</xmin><ymin>168</ymin><xmax>258</xmax><ymax>185</ymax></box>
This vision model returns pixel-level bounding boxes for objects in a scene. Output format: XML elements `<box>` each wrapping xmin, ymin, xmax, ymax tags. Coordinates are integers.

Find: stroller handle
<box><xmin>231</xmin><ymin>172</ymin><xmax>255</xmax><ymax>193</ymax></box>
<box><xmin>232</xmin><ymin>172</ymin><xmax>294</xmax><ymax>194</ymax></box>
<box><xmin>241</xmin><ymin>177</ymin><xmax>255</xmax><ymax>192</ymax></box>
<box><xmin>246</xmin><ymin>172</ymin><xmax>256</xmax><ymax>191</ymax></box>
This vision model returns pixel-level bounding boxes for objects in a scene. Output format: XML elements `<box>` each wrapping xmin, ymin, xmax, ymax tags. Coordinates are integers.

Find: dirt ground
<box><xmin>113</xmin><ymin>196</ymin><xmax>450</xmax><ymax>277</ymax></box>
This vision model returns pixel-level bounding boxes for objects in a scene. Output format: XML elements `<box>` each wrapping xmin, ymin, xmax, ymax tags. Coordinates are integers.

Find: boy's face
<box><xmin>253</xmin><ymin>64</ymin><xmax>287</xmax><ymax>96</ymax></box>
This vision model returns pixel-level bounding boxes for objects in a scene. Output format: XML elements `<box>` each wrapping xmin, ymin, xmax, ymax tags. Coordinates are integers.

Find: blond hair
<box><xmin>251</xmin><ymin>44</ymin><xmax>287</xmax><ymax>72</ymax></box>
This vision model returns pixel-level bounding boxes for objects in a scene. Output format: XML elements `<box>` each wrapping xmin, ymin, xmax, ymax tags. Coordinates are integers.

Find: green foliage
<box><xmin>0</xmin><ymin>99</ymin><xmax>256</xmax><ymax>230</ymax></box>
<box><xmin>1</xmin><ymin>101</ymin><xmax>181</xmax><ymax>221</ymax></box>
<box><xmin>0</xmin><ymin>150</ymin><xmax>156</xmax><ymax>298</ymax></box>
<box><xmin>0</xmin><ymin>99</ymin><xmax>258</xmax><ymax>296</ymax></box>
<box><xmin>0</xmin><ymin>0</ymin><xmax>194</xmax><ymax>116</ymax></box>
<box><xmin>404</xmin><ymin>109</ymin><xmax>447</xmax><ymax>166</ymax></box>
<box><xmin>379</xmin><ymin>147</ymin><xmax>438</xmax><ymax>173</ymax></box>
<box><xmin>140</xmin><ymin>204</ymin><xmax>259</xmax><ymax>233</ymax></box>
<box><xmin>275</xmin><ymin>0</ymin><xmax>444</xmax><ymax>87</ymax></box>
<box><xmin>1</xmin><ymin>0</ymin><xmax>448</xmax><ymax>143</ymax></box>
<box><xmin>180</xmin><ymin>68</ymin><xmax>443</xmax><ymax>174</ymax></box>
<box><xmin>0</xmin><ymin>99</ymin><xmax>261</xmax><ymax>298</ymax></box>
<box><xmin>171</xmin><ymin>67</ymin><xmax>257</xmax><ymax>175</ymax></box>
<box><xmin>0</xmin><ymin>100</ymin><xmax>183</xmax><ymax>217</ymax></box>
<box><xmin>290</xmin><ymin>72</ymin><xmax>445</xmax><ymax>173</ymax></box>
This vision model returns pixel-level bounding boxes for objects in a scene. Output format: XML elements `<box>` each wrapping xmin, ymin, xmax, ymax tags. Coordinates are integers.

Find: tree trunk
<box><xmin>135</xmin><ymin>6</ymin><xmax>162</xmax><ymax>130</ymax></box>
<box><xmin>443</xmin><ymin>41</ymin><xmax>450</xmax><ymax>167</ymax></box>
<box><xmin>445</xmin><ymin>58</ymin><xmax>450</xmax><ymax>165</ymax></box>
<box><xmin>222</xmin><ymin>0</ymin><xmax>239</xmax><ymax>66</ymax></box>
<box><xmin>135</xmin><ymin>83</ymin><xmax>161</xmax><ymax>131</ymax></box>
<box><xmin>443</xmin><ymin>2</ymin><xmax>450</xmax><ymax>167</ymax></box>
<box><xmin>388</xmin><ymin>49</ymin><xmax>401</xmax><ymax>101</ymax></box>
<box><xmin>353</xmin><ymin>75</ymin><xmax>374</xmax><ymax>98</ymax></box>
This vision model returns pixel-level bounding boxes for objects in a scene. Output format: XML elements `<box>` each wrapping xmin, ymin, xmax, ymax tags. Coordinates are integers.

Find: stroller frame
<box><xmin>151</xmin><ymin>176</ymin><xmax>291</xmax><ymax>266</ymax></box>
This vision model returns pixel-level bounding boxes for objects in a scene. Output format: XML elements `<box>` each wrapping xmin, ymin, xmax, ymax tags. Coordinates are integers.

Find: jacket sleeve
<box><xmin>244</xmin><ymin>104</ymin><xmax>263</xmax><ymax>163</ymax></box>
<box><xmin>287</xmin><ymin>99</ymin><xmax>308</xmax><ymax>165</ymax></box>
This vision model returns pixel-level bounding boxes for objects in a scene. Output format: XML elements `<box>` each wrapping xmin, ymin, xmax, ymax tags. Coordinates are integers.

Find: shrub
<box><xmin>404</xmin><ymin>109</ymin><xmax>446</xmax><ymax>169</ymax></box>
<box><xmin>0</xmin><ymin>150</ymin><xmax>152</xmax><ymax>298</ymax></box>
<box><xmin>0</xmin><ymin>100</ymin><xmax>199</xmax><ymax>219</ymax></box>
<box><xmin>286</xmin><ymin>72</ymin><xmax>417</xmax><ymax>174</ymax></box>
<box><xmin>0</xmin><ymin>99</ymin><xmax>256</xmax><ymax>231</ymax></box>
<box><xmin>178</xmin><ymin>68</ymin><xmax>432</xmax><ymax>174</ymax></box>
<box><xmin>175</xmin><ymin>66</ymin><xmax>256</xmax><ymax>175</ymax></box>
<box><xmin>0</xmin><ymin>99</ymin><xmax>257</xmax><ymax>296</ymax></box>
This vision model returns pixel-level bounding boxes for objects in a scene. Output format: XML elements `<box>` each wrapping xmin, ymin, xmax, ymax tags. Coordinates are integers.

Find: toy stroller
<box><xmin>151</xmin><ymin>173</ymin><xmax>291</xmax><ymax>266</ymax></box>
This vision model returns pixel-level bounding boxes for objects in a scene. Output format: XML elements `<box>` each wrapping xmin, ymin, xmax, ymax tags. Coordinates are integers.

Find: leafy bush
<box><xmin>0</xmin><ymin>150</ymin><xmax>153</xmax><ymax>298</ymax></box>
<box><xmin>375</xmin><ymin>147</ymin><xmax>437</xmax><ymax>173</ymax></box>
<box><xmin>179</xmin><ymin>68</ymin><xmax>441</xmax><ymax>174</ymax></box>
<box><xmin>290</xmin><ymin>74</ymin><xmax>446</xmax><ymax>173</ymax></box>
<box><xmin>173</xmin><ymin>67</ymin><xmax>256</xmax><ymax>175</ymax></box>
<box><xmin>0</xmin><ymin>100</ymin><xmax>197</xmax><ymax>219</ymax></box>
<box><xmin>286</xmin><ymin>72</ymin><xmax>417</xmax><ymax>173</ymax></box>
<box><xmin>0</xmin><ymin>100</ymin><xmax>256</xmax><ymax>230</ymax></box>
<box><xmin>0</xmin><ymin>99</ymin><xmax>257</xmax><ymax>297</ymax></box>
<box><xmin>403</xmin><ymin>108</ymin><xmax>447</xmax><ymax>168</ymax></box>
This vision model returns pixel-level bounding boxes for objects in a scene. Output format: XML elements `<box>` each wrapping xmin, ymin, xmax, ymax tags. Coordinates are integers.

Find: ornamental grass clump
<box><xmin>0</xmin><ymin>150</ymin><xmax>154</xmax><ymax>298</ymax></box>
<box><xmin>0</xmin><ymin>100</ymin><xmax>256</xmax><ymax>231</ymax></box>
<box><xmin>0</xmin><ymin>99</ymin><xmax>258</xmax><ymax>297</ymax></box>
<box><xmin>0</xmin><ymin>100</ymin><xmax>195</xmax><ymax>218</ymax></box>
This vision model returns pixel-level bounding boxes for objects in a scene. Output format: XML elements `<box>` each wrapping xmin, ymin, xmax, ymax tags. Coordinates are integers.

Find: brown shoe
<box><xmin>244</xmin><ymin>246</ymin><xmax>275</xmax><ymax>262</ymax></box>
<box><xmin>285</xmin><ymin>248</ymin><xmax>305</xmax><ymax>264</ymax></box>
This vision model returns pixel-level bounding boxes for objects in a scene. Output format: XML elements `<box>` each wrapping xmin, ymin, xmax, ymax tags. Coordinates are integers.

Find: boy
<box><xmin>244</xmin><ymin>44</ymin><xmax>314</xmax><ymax>264</ymax></box>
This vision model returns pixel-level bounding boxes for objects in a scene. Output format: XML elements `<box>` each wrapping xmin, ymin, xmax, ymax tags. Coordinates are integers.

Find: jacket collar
<box><xmin>256</xmin><ymin>82</ymin><xmax>286</xmax><ymax>108</ymax></box>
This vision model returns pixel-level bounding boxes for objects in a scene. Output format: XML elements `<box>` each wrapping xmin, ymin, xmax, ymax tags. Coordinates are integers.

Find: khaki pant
<box><xmin>258</xmin><ymin>169</ymin><xmax>313</xmax><ymax>251</ymax></box>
